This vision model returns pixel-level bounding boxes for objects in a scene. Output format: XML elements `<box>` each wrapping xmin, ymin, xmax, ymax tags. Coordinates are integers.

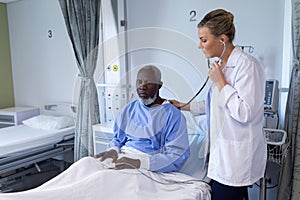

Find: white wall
<box><xmin>7</xmin><ymin>0</ymin><xmax>78</xmax><ymax>108</ymax></box>
<box><xmin>125</xmin><ymin>0</ymin><xmax>286</xmax><ymax>114</ymax></box>
<box><xmin>126</xmin><ymin>0</ymin><xmax>285</xmax><ymax>79</ymax></box>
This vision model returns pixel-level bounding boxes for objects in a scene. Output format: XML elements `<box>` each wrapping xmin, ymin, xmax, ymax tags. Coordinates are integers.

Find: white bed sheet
<box><xmin>0</xmin><ymin>125</ymin><xmax>74</xmax><ymax>157</ymax></box>
<box><xmin>0</xmin><ymin>157</ymin><xmax>211</xmax><ymax>200</ymax></box>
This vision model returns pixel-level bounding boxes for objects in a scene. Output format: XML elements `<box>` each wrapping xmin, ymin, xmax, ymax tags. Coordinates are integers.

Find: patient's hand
<box><xmin>115</xmin><ymin>157</ymin><xmax>141</xmax><ymax>170</ymax></box>
<box><xmin>94</xmin><ymin>149</ymin><xmax>118</xmax><ymax>162</ymax></box>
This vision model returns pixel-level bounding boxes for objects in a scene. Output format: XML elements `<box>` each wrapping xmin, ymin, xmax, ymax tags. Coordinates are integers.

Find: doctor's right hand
<box><xmin>169</xmin><ymin>100</ymin><xmax>181</xmax><ymax>107</ymax></box>
<box><xmin>169</xmin><ymin>100</ymin><xmax>190</xmax><ymax>111</ymax></box>
<box><xmin>94</xmin><ymin>149</ymin><xmax>118</xmax><ymax>162</ymax></box>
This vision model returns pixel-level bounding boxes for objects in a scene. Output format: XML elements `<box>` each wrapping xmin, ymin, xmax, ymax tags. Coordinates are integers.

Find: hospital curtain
<box><xmin>278</xmin><ymin>0</ymin><xmax>300</xmax><ymax>199</ymax></box>
<box><xmin>59</xmin><ymin>0</ymin><xmax>101</xmax><ymax>161</ymax></box>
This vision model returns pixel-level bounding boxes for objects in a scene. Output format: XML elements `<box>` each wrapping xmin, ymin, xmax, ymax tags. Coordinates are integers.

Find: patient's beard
<box><xmin>139</xmin><ymin>93</ymin><xmax>157</xmax><ymax>106</ymax></box>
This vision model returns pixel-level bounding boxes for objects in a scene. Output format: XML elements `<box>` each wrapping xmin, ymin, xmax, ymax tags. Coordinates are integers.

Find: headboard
<box><xmin>42</xmin><ymin>103</ymin><xmax>76</xmax><ymax>118</ymax></box>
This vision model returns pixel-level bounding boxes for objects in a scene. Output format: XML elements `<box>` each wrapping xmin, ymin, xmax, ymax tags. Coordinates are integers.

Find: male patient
<box><xmin>94</xmin><ymin>65</ymin><xmax>190</xmax><ymax>172</ymax></box>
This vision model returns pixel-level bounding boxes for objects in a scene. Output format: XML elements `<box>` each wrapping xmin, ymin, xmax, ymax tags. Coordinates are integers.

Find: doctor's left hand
<box><xmin>114</xmin><ymin>157</ymin><xmax>141</xmax><ymax>170</ymax></box>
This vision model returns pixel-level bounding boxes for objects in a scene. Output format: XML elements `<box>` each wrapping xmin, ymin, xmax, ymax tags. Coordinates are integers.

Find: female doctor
<box><xmin>170</xmin><ymin>9</ymin><xmax>267</xmax><ymax>200</ymax></box>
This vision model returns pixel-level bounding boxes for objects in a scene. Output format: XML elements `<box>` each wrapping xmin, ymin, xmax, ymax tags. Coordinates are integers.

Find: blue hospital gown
<box><xmin>110</xmin><ymin>99</ymin><xmax>190</xmax><ymax>172</ymax></box>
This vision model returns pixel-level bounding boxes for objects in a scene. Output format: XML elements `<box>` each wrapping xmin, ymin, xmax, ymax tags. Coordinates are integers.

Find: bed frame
<box><xmin>0</xmin><ymin>135</ymin><xmax>74</xmax><ymax>192</ymax></box>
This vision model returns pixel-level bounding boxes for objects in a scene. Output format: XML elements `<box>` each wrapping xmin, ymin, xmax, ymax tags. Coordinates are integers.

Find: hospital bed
<box><xmin>0</xmin><ymin>111</ymin><xmax>211</xmax><ymax>200</ymax></box>
<box><xmin>0</xmin><ymin>103</ymin><xmax>76</xmax><ymax>192</ymax></box>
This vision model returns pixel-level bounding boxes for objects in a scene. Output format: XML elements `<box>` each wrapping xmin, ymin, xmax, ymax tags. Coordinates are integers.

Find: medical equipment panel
<box><xmin>263</xmin><ymin>79</ymin><xmax>280</xmax><ymax>129</ymax></box>
<box><xmin>97</xmin><ymin>84</ymin><xmax>130</xmax><ymax>123</ymax></box>
<box><xmin>264</xmin><ymin>79</ymin><xmax>279</xmax><ymax>113</ymax></box>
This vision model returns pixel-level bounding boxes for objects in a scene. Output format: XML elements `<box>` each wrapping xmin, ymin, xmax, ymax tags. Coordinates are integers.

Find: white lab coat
<box><xmin>190</xmin><ymin>46</ymin><xmax>267</xmax><ymax>186</ymax></box>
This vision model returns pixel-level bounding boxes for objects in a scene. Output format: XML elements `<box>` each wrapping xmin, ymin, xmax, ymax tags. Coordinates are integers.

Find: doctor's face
<box><xmin>136</xmin><ymin>69</ymin><xmax>160</xmax><ymax>103</ymax></box>
<box><xmin>198</xmin><ymin>27</ymin><xmax>223</xmax><ymax>59</ymax></box>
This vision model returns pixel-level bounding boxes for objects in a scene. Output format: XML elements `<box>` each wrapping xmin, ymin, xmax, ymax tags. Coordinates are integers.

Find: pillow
<box><xmin>22</xmin><ymin>115</ymin><xmax>75</xmax><ymax>130</ymax></box>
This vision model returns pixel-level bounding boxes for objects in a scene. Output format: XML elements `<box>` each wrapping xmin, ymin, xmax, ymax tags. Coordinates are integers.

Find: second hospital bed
<box><xmin>0</xmin><ymin>103</ymin><xmax>76</xmax><ymax>192</ymax></box>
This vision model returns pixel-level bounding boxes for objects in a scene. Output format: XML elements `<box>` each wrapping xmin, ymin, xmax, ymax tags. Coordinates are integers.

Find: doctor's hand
<box><xmin>114</xmin><ymin>156</ymin><xmax>141</xmax><ymax>170</ymax></box>
<box><xmin>169</xmin><ymin>100</ymin><xmax>190</xmax><ymax>111</ymax></box>
<box><xmin>208</xmin><ymin>61</ymin><xmax>227</xmax><ymax>91</ymax></box>
<box><xmin>94</xmin><ymin>149</ymin><xmax>118</xmax><ymax>162</ymax></box>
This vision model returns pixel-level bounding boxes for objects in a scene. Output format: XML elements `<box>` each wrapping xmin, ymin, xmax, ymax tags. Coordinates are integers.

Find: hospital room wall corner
<box><xmin>0</xmin><ymin>3</ymin><xmax>15</xmax><ymax>109</ymax></box>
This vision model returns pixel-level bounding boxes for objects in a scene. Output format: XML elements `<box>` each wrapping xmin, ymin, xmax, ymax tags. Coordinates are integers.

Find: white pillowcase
<box><xmin>22</xmin><ymin>115</ymin><xmax>75</xmax><ymax>130</ymax></box>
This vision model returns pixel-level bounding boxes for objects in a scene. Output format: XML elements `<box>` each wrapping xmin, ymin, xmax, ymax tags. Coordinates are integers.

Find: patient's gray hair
<box><xmin>138</xmin><ymin>65</ymin><xmax>162</xmax><ymax>84</ymax></box>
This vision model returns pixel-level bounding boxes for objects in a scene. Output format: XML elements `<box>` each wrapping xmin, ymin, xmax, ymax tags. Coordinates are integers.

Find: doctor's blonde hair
<box><xmin>198</xmin><ymin>9</ymin><xmax>235</xmax><ymax>42</ymax></box>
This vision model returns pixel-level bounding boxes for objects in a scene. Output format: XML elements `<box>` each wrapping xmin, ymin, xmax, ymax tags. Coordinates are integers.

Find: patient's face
<box><xmin>136</xmin><ymin>69</ymin><xmax>160</xmax><ymax>104</ymax></box>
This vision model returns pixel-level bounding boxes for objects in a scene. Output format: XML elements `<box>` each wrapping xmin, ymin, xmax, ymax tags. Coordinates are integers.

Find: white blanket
<box><xmin>0</xmin><ymin>157</ymin><xmax>211</xmax><ymax>200</ymax></box>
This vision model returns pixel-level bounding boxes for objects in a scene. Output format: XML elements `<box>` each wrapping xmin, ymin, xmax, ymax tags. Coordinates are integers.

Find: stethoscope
<box><xmin>177</xmin><ymin>40</ymin><xmax>226</xmax><ymax>109</ymax></box>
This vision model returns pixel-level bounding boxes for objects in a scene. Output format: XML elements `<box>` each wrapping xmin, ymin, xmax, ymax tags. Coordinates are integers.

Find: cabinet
<box><xmin>0</xmin><ymin>107</ymin><xmax>40</xmax><ymax>128</ymax></box>
<box><xmin>93</xmin><ymin>123</ymin><xmax>114</xmax><ymax>155</ymax></box>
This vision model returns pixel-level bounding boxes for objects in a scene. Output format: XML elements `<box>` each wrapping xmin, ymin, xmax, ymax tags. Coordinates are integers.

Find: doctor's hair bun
<box><xmin>198</xmin><ymin>9</ymin><xmax>235</xmax><ymax>42</ymax></box>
